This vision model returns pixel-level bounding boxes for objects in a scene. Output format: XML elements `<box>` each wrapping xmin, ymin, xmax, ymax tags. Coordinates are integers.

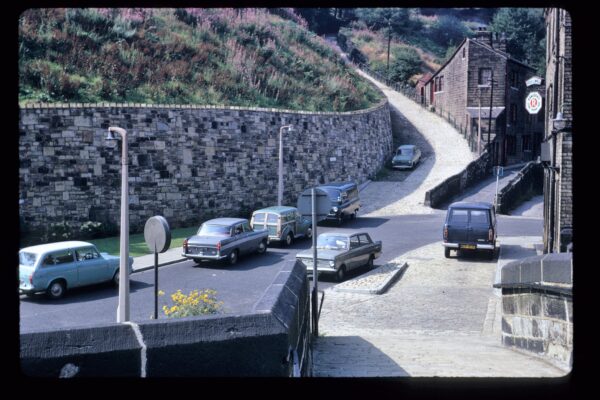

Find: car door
<box><xmin>347</xmin><ymin>235</ymin><xmax>363</xmax><ymax>270</ymax></box>
<box><xmin>468</xmin><ymin>209</ymin><xmax>491</xmax><ymax>244</ymax></box>
<box><xmin>235</xmin><ymin>222</ymin><xmax>251</xmax><ymax>254</ymax></box>
<box><xmin>76</xmin><ymin>246</ymin><xmax>110</xmax><ymax>286</ymax></box>
<box><xmin>38</xmin><ymin>249</ymin><xmax>78</xmax><ymax>289</ymax></box>
<box><xmin>447</xmin><ymin>208</ymin><xmax>469</xmax><ymax>243</ymax></box>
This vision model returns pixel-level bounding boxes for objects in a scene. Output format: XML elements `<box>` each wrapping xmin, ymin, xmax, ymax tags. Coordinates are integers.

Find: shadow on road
<box><xmin>313</xmin><ymin>335</ymin><xmax>410</xmax><ymax>377</ymax></box>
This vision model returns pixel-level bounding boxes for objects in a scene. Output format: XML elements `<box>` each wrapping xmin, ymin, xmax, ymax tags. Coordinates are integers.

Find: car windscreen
<box><xmin>19</xmin><ymin>251</ymin><xmax>38</xmax><ymax>266</ymax></box>
<box><xmin>316</xmin><ymin>235</ymin><xmax>348</xmax><ymax>250</ymax></box>
<box><xmin>320</xmin><ymin>188</ymin><xmax>341</xmax><ymax>202</ymax></box>
<box><xmin>470</xmin><ymin>210</ymin><xmax>489</xmax><ymax>225</ymax></box>
<box><xmin>398</xmin><ymin>148</ymin><xmax>413</xmax><ymax>156</ymax></box>
<box><xmin>198</xmin><ymin>224</ymin><xmax>231</xmax><ymax>236</ymax></box>
<box><xmin>449</xmin><ymin>209</ymin><xmax>469</xmax><ymax>224</ymax></box>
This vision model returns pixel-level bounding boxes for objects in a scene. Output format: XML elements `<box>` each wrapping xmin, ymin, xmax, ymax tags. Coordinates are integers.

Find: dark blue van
<box><xmin>316</xmin><ymin>181</ymin><xmax>361</xmax><ymax>225</ymax></box>
<box><xmin>443</xmin><ymin>201</ymin><xmax>497</xmax><ymax>259</ymax></box>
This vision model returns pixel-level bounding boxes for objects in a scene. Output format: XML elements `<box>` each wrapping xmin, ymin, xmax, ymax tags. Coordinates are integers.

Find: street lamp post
<box><xmin>107</xmin><ymin>126</ymin><xmax>130</xmax><ymax>323</ymax></box>
<box><xmin>278</xmin><ymin>125</ymin><xmax>293</xmax><ymax>206</ymax></box>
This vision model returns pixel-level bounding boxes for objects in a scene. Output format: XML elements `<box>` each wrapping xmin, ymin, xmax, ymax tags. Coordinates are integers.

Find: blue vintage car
<box><xmin>250</xmin><ymin>206</ymin><xmax>312</xmax><ymax>246</ymax></box>
<box><xmin>19</xmin><ymin>241</ymin><xmax>133</xmax><ymax>299</ymax></box>
<box><xmin>182</xmin><ymin>218</ymin><xmax>269</xmax><ymax>265</ymax></box>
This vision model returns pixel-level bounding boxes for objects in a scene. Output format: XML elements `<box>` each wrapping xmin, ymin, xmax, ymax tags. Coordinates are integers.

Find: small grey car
<box><xmin>182</xmin><ymin>218</ymin><xmax>269</xmax><ymax>265</ymax></box>
<box><xmin>391</xmin><ymin>145</ymin><xmax>421</xmax><ymax>169</ymax></box>
<box><xmin>296</xmin><ymin>232</ymin><xmax>382</xmax><ymax>281</ymax></box>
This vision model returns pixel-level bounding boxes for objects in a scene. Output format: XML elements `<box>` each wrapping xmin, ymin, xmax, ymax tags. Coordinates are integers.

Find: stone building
<box><xmin>422</xmin><ymin>28</ymin><xmax>544</xmax><ymax>166</ymax></box>
<box><xmin>542</xmin><ymin>8</ymin><xmax>572</xmax><ymax>253</ymax></box>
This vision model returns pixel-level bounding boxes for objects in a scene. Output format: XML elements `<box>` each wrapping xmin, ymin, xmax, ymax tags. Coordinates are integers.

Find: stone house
<box><xmin>542</xmin><ymin>8</ymin><xmax>572</xmax><ymax>253</ymax></box>
<box><xmin>422</xmin><ymin>28</ymin><xmax>544</xmax><ymax>166</ymax></box>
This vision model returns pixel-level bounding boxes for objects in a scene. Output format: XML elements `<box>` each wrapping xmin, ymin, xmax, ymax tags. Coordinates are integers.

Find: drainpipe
<box><xmin>549</xmin><ymin>9</ymin><xmax>561</xmax><ymax>253</ymax></box>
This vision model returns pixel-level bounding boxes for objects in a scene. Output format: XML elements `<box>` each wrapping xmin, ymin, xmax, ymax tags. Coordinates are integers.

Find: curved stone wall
<box><xmin>19</xmin><ymin>100</ymin><xmax>392</xmax><ymax>233</ymax></box>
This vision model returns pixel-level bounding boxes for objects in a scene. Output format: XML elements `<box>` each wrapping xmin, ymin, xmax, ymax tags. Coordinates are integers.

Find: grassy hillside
<box><xmin>18</xmin><ymin>8</ymin><xmax>382</xmax><ymax>112</ymax></box>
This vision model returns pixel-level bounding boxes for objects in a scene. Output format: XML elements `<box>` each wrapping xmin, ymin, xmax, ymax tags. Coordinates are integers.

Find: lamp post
<box><xmin>106</xmin><ymin>126</ymin><xmax>130</xmax><ymax>323</ymax></box>
<box><xmin>278</xmin><ymin>125</ymin><xmax>293</xmax><ymax>206</ymax></box>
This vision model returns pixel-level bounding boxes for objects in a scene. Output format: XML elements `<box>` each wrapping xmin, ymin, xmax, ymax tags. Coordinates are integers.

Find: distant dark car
<box><xmin>304</xmin><ymin>181</ymin><xmax>360</xmax><ymax>225</ymax></box>
<box><xmin>296</xmin><ymin>232</ymin><xmax>382</xmax><ymax>281</ymax></box>
<box><xmin>391</xmin><ymin>145</ymin><xmax>421</xmax><ymax>169</ymax></box>
<box><xmin>443</xmin><ymin>202</ymin><xmax>497</xmax><ymax>259</ymax></box>
<box><xmin>182</xmin><ymin>218</ymin><xmax>268</xmax><ymax>265</ymax></box>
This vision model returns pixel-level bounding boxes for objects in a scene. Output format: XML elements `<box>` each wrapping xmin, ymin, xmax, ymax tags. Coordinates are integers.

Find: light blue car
<box><xmin>19</xmin><ymin>241</ymin><xmax>133</xmax><ymax>299</ymax></box>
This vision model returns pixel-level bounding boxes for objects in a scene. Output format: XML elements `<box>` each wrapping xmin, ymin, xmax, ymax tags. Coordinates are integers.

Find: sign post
<box><xmin>144</xmin><ymin>216</ymin><xmax>171</xmax><ymax>319</ymax></box>
<box><xmin>493</xmin><ymin>166</ymin><xmax>504</xmax><ymax>207</ymax></box>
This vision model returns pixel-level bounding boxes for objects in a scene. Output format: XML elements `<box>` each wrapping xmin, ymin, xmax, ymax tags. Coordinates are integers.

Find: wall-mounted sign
<box><xmin>525</xmin><ymin>92</ymin><xmax>543</xmax><ymax>114</ymax></box>
<box><xmin>526</xmin><ymin>76</ymin><xmax>543</xmax><ymax>87</ymax></box>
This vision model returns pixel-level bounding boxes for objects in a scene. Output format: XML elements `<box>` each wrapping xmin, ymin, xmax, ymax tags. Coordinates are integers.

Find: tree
<box><xmin>389</xmin><ymin>47</ymin><xmax>422</xmax><ymax>83</ymax></box>
<box><xmin>430</xmin><ymin>15</ymin><xmax>471</xmax><ymax>48</ymax></box>
<box><xmin>489</xmin><ymin>8</ymin><xmax>545</xmax><ymax>74</ymax></box>
<box><xmin>354</xmin><ymin>8</ymin><xmax>411</xmax><ymax>79</ymax></box>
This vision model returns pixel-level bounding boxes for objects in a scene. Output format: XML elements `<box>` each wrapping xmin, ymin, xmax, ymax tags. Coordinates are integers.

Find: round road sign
<box><xmin>144</xmin><ymin>216</ymin><xmax>171</xmax><ymax>253</ymax></box>
<box><xmin>526</xmin><ymin>92</ymin><xmax>542</xmax><ymax>114</ymax></box>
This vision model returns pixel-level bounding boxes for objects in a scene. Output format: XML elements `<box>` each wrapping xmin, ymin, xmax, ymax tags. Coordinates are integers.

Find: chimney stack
<box><xmin>494</xmin><ymin>32</ymin><xmax>507</xmax><ymax>53</ymax></box>
<box><xmin>475</xmin><ymin>26</ymin><xmax>492</xmax><ymax>46</ymax></box>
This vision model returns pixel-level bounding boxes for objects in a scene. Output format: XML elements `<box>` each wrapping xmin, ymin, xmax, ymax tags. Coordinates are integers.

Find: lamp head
<box><xmin>107</xmin><ymin>126</ymin><xmax>126</xmax><ymax>140</ymax></box>
<box><xmin>106</xmin><ymin>129</ymin><xmax>117</xmax><ymax>140</ymax></box>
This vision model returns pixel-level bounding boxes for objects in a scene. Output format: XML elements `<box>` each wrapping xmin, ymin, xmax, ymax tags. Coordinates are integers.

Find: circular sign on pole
<box><xmin>525</xmin><ymin>92</ymin><xmax>542</xmax><ymax>114</ymax></box>
<box><xmin>144</xmin><ymin>216</ymin><xmax>171</xmax><ymax>253</ymax></box>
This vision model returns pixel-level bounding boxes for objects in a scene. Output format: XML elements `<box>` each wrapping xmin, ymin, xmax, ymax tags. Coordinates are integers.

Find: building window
<box><xmin>510</xmin><ymin>104</ymin><xmax>517</xmax><ymax>123</ymax></box>
<box><xmin>522</xmin><ymin>135</ymin><xmax>532</xmax><ymax>151</ymax></box>
<box><xmin>509</xmin><ymin>70</ymin><xmax>519</xmax><ymax>88</ymax></box>
<box><xmin>462</xmin><ymin>47</ymin><xmax>466</xmax><ymax>59</ymax></box>
<box><xmin>506</xmin><ymin>135</ymin><xmax>516</xmax><ymax>156</ymax></box>
<box><xmin>438</xmin><ymin>76</ymin><xmax>443</xmax><ymax>92</ymax></box>
<box><xmin>478</xmin><ymin>68</ymin><xmax>492</xmax><ymax>85</ymax></box>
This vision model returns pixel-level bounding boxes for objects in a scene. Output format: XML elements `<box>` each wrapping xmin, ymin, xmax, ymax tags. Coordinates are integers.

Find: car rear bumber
<box><xmin>19</xmin><ymin>265</ymin><xmax>35</xmax><ymax>290</ymax></box>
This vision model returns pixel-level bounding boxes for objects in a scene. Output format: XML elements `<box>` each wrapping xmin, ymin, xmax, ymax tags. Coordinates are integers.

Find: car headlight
<box><xmin>332</xmin><ymin>207</ymin><xmax>338</xmax><ymax>213</ymax></box>
<box><xmin>329</xmin><ymin>261</ymin><xmax>335</xmax><ymax>267</ymax></box>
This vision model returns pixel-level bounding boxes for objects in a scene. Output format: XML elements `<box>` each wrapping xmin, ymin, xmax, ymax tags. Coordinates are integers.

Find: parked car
<box><xmin>182</xmin><ymin>218</ymin><xmax>268</xmax><ymax>265</ymax></box>
<box><xmin>443</xmin><ymin>201</ymin><xmax>497</xmax><ymax>259</ymax></box>
<box><xmin>303</xmin><ymin>181</ymin><xmax>360</xmax><ymax>225</ymax></box>
<box><xmin>296</xmin><ymin>232</ymin><xmax>382</xmax><ymax>281</ymax></box>
<box><xmin>19</xmin><ymin>241</ymin><xmax>133</xmax><ymax>299</ymax></box>
<box><xmin>250</xmin><ymin>206</ymin><xmax>312</xmax><ymax>246</ymax></box>
<box><xmin>391</xmin><ymin>144</ymin><xmax>421</xmax><ymax>169</ymax></box>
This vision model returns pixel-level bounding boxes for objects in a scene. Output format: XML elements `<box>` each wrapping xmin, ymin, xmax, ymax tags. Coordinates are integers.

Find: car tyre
<box><xmin>336</xmin><ymin>265</ymin><xmax>346</xmax><ymax>282</ymax></box>
<box><xmin>257</xmin><ymin>240</ymin><xmax>267</xmax><ymax>254</ymax></box>
<box><xmin>228</xmin><ymin>250</ymin><xmax>239</xmax><ymax>265</ymax></box>
<box><xmin>113</xmin><ymin>269</ymin><xmax>120</xmax><ymax>287</ymax></box>
<box><xmin>487</xmin><ymin>249</ymin><xmax>495</xmax><ymax>260</ymax></box>
<box><xmin>306</xmin><ymin>227</ymin><xmax>312</xmax><ymax>240</ymax></box>
<box><xmin>285</xmin><ymin>233</ymin><xmax>294</xmax><ymax>247</ymax></box>
<box><xmin>366</xmin><ymin>255</ymin><xmax>374</xmax><ymax>269</ymax></box>
<box><xmin>444</xmin><ymin>247</ymin><xmax>451</xmax><ymax>258</ymax></box>
<box><xmin>47</xmin><ymin>280</ymin><xmax>66</xmax><ymax>300</ymax></box>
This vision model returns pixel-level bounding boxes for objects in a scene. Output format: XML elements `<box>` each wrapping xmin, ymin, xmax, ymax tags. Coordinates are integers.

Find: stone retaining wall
<box><xmin>19</xmin><ymin>100</ymin><xmax>392</xmax><ymax>234</ymax></box>
<box><xmin>424</xmin><ymin>149</ymin><xmax>491</xmax><ymax>208</ymax></box>
<box><xmin>494</xmin><ymin>253</ymin><xmax>573</xmax><ymax>369</ymax></box>
<box><xmin>496</xmin><ymin>161</ymin><xmax>543</xmax><ymax>214</ymax></box>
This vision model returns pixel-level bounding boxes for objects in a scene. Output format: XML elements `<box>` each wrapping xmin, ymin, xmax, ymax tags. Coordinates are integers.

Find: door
<box><xmin>76</xmin><ymin>246</ymin><xmax>109</xmax><ymax>285</ymax></box>
<box><xmin>234</xmin><ymin>223</ymin><xmax>250</xmax><ymax>254</ymax></box>
<box><xmin>38</xmin><ymin>250</ymin><xmax>78</xmax><ymax>289</ymax></box>
<box><xmin>347</xmin><ymin>235</ymin><xmax>364</xmax><ymax>270</ymax></box>
<box><xmin>447</xmin><ymin>209</ymin><xmax>469</xmax><ymax>243</ymax></box>
<box><xmin>467</xmin><ymin>210</ymin><xmax>491</xmax><ymax>244</ymax></box>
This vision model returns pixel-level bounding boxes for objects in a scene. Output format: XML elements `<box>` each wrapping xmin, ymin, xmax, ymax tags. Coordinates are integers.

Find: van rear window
<box><xmin>267</xmin><ymin>214</ymin><xmax>278</xmax><ymax>223</ymax></box>
<box><xmin>253</xmin><ymin>213</ymin><xmax>266</xmax><ymax>223</ymax></box>
<box><xmin>470</xmin><ymin>210</ymin><xmax>489</xmax><ymax>224</ymax></box>
<box><xmin>449</xmin><ymin>209</ymin><xmax>469</xmax><ymax>224</ymax></box>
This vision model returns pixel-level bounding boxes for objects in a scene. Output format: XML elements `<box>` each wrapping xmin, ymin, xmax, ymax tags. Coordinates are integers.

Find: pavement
<box><xmin>131</xmin><ymin>245</ymin><xmax>186</xmax><ymax>273</ymax></box>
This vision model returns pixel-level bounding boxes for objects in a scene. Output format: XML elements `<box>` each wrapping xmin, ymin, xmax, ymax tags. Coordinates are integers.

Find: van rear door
<box><xmin>467</xmin><ymin>209</ymin><xmax>491</xmax><ymax>244</ymax></box>
<box><xmin>446</xmin><ymin>208</ymin><xmax>469</xmax><ymax>243</ymax></box>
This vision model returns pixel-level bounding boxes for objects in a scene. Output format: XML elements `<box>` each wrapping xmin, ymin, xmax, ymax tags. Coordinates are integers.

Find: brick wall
<box><xmin>19</xmin><ymin>101</ymin><xmax>392</xmax><ymax>234</ymax></box>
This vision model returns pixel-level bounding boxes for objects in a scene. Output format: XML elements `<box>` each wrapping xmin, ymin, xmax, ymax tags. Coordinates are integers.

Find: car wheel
<box><xmin>306</xmin><ymin>227</ymin><xmax>312</xmax><ymax>240</ymax></box>
<box><xmin>228</xmin><ymin>250</ymin><xmax>239</xmax><ymax>265</ymax></box>
<box><xmin>257</xmin><ymin>240</ymin><xmax>267</xmax><ymax>254</ymax></box>
<box><xmin>366</xmin><ymin>255</ymin><xmax>374</xmax><ymax>269</ymax></box>
<box><xmin>336</xmin><ymin>265</ymin><xmax>346</xmax><ymax>282</ymax></box>
<box><xmin>285</xmin><ymin>233</ymin><xmax>294</xmax><ymax>247</ymax></box>
<box><xmin>46</xmin><ymin>280</ymin><xmax>66</xmax><ymax>300</ymax></box>
<box><xmin>337</xmin><ymin>216</ymin><xmax>343</xmax><ymax>226</ymax></box>
<box><xmin>351</xmin><ymin>210</ymin><xmax>358</xmax><ymax>220</ymax></box>
<box><xmin>113</xmin><ymin>269</ymin><xmax>120</xmax><ymax>287</ymax></box>
<box><xmin>444</xmin><ymin>247</ymin><xmax>451</xmax><ymax>258</ymax></box>
<box><xmin>487</xmin><ymin>249</ymin><xmax>495</xmax><ymax>260</ymax></box>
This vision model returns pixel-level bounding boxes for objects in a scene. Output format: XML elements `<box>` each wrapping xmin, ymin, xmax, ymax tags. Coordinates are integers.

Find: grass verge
<box><xmin>89</xmin><ymin>226</ymin><xmax>198</xmax><ymax>257</ymax></box>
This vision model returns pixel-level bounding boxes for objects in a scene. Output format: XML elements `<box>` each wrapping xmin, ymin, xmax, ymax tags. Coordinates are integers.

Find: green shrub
<box><xmin>47</xmin><ymin>221</ymin><xmax>72</xmax><ymax>242</ymax></box>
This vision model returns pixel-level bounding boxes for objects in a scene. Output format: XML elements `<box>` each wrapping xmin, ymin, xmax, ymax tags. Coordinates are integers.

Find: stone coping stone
<box><xmin>333</xmin><ymin>261</ymin><xmax>408</xmax><ymax>295</ymax></box>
